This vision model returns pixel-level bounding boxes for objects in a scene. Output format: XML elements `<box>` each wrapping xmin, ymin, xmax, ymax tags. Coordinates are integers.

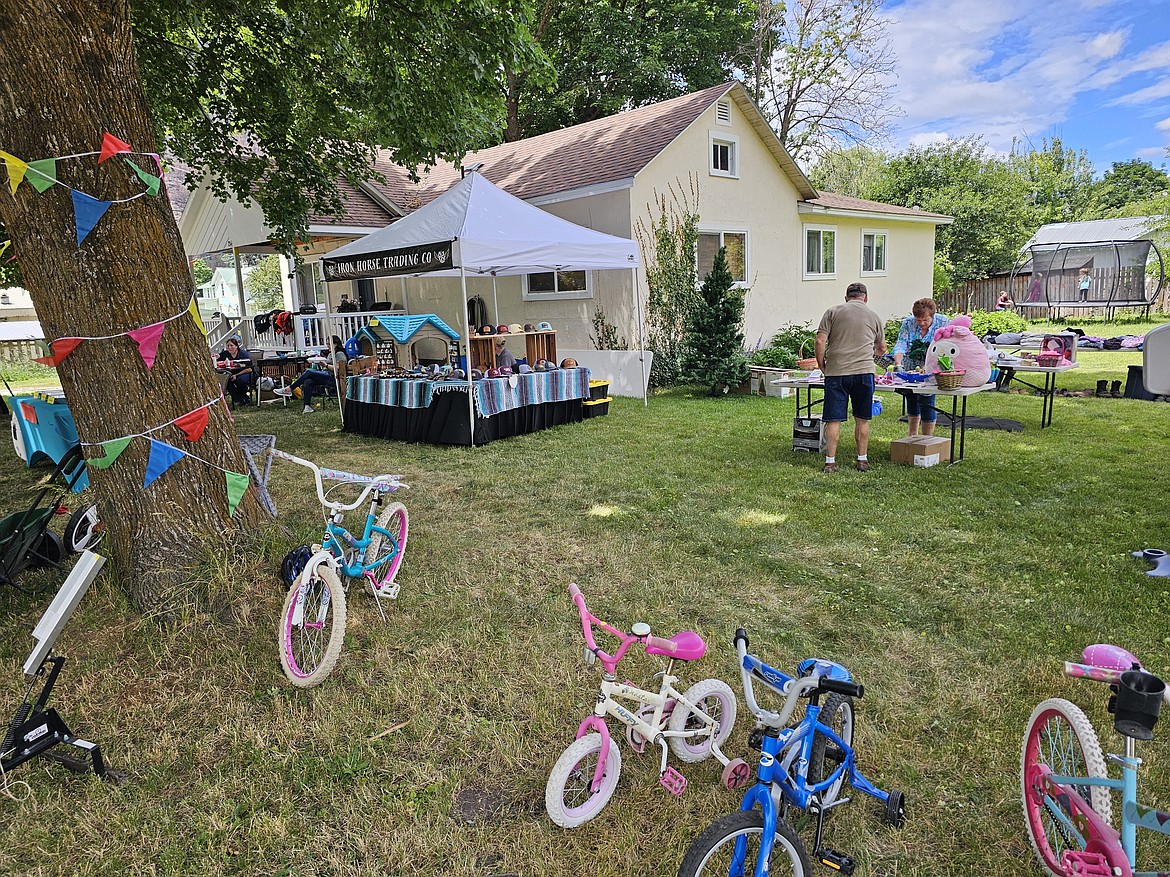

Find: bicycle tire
<box><xmin>668</xmin><ymin>678</ymin><xmax>737</xmax><ymax>763</ymax></box>
<box><xmin>1021</xmin><ymin>698</ymin><xmax>1111</xmax><ymax>877</ymax></box>
<box><xmin>545</xmin><ymin>733</ymin><xmax>622</xmax><ymax>828</ymax></box>
<box><xmin>63</xmin><ymin>503</ymin><xmax>103</xmax><ymax>553</ymax></box>
<box><xmin>278</xmin><ymin>564</ymin><xmax>346</xmax><ymax>687</ymax></box>
<box><xmin>808</xmin><ymin>693</ymin><xmax>854</xmax><ymax>807</ymax></box>
<box><xmin>677</xmin><ymin>809</ymin><xmax>810</xmax><ymax>877</ymax></box>
<box><xmin>363</xmin><ymin>501</ymin><xmax>408</xmax><ymax>591</ymax></box>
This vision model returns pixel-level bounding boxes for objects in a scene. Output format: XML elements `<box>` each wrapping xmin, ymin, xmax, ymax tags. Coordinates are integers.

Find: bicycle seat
<box><xmin>646</xmin><ymin>630</ymin><xmax>706</xmax><ymax>661</ymax></box>
<box><xmin>1083</xmin><ymin>643</ymin><xmax>1142</xmax><ymax>671</ymax></box>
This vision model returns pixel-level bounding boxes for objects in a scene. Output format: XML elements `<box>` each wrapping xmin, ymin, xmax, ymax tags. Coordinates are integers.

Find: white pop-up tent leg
<box><xmin>492</xmin><ymin>274</ymin><xmax>500</xmax><ymax>325</ymax></box>
<box><xmin>460</xmin><ymin>267</ymin><xmax>477</xmax><ymax>448</ymax></box>
<box><xmin>633</xmin><ymin>267</ymin><xmax>647</xmax><ymax>406</ymax></box>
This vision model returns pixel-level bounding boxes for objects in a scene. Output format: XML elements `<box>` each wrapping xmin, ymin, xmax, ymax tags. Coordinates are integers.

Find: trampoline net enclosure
<box><xmin>1016</xmin><ymin>238</ymin><xmax>1163</xmax><ymax>311</ymax></box>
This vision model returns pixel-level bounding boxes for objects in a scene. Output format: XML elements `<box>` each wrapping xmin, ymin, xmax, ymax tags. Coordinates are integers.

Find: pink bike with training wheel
<box><xmin>544</xmin><ymin>583</ymin><xmax>750</xmax><ymax>828</ymax></box>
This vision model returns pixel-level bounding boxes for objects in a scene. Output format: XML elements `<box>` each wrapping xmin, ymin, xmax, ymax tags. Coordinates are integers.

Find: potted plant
<box><xmin>934</xmin><ymin>354</ymin><xmax>966</xmax><ymax>390</ymax></box>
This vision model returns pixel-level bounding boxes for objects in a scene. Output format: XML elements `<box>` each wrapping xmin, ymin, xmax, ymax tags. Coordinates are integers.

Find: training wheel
<box><xmin>884</xmin><ymin>789</ymin><xmax>906</xmax><ymax>828</ymax></box>
<box><xmin>721</xmin><ymin>758</ymin><xmax>751</xmax><ymax>790</ymax></box>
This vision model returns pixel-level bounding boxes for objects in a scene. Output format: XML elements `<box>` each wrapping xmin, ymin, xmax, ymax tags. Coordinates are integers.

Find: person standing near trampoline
<box><xmin>815</xmin><ymin>282</ymin><xmax>887</xmax><ymax>473</ymax></box>
<box><xmin>1027</xmin><ymin>271</ymin><xmax>1044</xmax><ymax>302</ymax></box>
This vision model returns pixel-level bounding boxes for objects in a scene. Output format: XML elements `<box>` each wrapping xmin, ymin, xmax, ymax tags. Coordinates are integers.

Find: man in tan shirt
<box><xmin>814</xmin><ymin>282</ymin><xmax>887</xmax><ymax>472</ymax></box>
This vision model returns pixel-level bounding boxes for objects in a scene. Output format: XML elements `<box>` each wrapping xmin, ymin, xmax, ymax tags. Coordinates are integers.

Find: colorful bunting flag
<box><xmin>88</xmin><ymin>436</ymin><xmax>132</xmax><ymax>470</ymax></box>
<box><xmin>143</xmin><ymin>439</ymin><xmax>185</xmax><ymax>488</ymax></box>
<box><xmin>26</xmin><ymin>158</ymin><xmax>57</xmax><ymax>193</ymax></box>
<box><xmin>72</xmin><ymin>190</ymin><xmax>112</xmax><ymax>245</ymax></box>
<box><xmin>0</xmin><ymin>241</ymin><xmax>9</xmax><ymax>261</ymax></box>
<box><xmin>98</xmin><ymin>132</ymin><xmax>132</xmax><ymax>164</ymax></box>
<box><xmin>126</xmin><ymin>321</ymin><xmax>165</xmax><ymax>369</ymax></box>
<box><xmin>225</xmin><ymin>471</ymin><xmax>250</xmax><ymax>516</ymax></box>
<box><xmin>174</xmin><ymin>406</ymin><xmax>209</xmax><ymax>442</ymax></box>
<box><xmin>0</xmin><ymin>150</ymin><xmax>28</xmax><ymax>195</ymax></box>
<box><xmin>188</xmin><ymin>296</ymin><xmax>206</xmax><ymax>335</ymax></box>
<box><xmin>32</xmin><ymin>337</ymin><xmax>83</xmax><ymax>367</ymax></box>
<box><xmin>124</xmin><ymin>158</ymin><xmax>160</xmax><ymax>196</ymax></box>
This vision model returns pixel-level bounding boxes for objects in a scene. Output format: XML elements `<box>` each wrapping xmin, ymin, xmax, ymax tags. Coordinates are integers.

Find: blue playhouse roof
<box><xmin>357</xmin><ymin>314</ymin><xmax>460</xmax><ymax>343</ymax></box>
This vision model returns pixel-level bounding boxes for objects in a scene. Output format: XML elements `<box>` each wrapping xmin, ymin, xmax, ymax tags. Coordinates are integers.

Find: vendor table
<box><xmin>769</xmin><ymin>376</ymin><xmax>994</xmax><ymax>464</ymax></box>
<box><xmin>994</xmin><ymin>362</ymin><xmax>1079</xmax><ymax>428</ymax></box>
<box><xmin>343</xmin><ymin>368</ymin><xmax>590</xmax><ymax>446</ymax></box>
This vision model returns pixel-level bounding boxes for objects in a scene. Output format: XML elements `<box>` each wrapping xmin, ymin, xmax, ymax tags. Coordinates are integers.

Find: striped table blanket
<box><xmin>347</xmin><ymin>368</ymin><xmax>590</xmax><ymax>418</ymax></box>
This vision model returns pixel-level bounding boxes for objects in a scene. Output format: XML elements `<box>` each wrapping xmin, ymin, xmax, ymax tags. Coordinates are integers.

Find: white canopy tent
<box><xmin>321</xmin><ymin>171</ymin><xmax>646</xmax><ymax>445</ymax></box>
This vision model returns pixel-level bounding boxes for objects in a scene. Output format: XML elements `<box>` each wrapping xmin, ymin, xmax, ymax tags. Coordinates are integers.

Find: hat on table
<box><xmin>508</xmin><ymin>323</ymin><xmax>525</xmax><ymax>334</ymax></box>
<box><xmin>496</xmin><ymin>324</ymin><xmax>510</xmax><ymax>334</ymax></box>
<box><xmin>479</xmin><ymin>324</ymin><xmax>496</xmax><ymax>335</ymax></box>
<box><xmin>537</xmin><ymin>321</ymin><xmax>552</xmax><ymax>331</ymax></box>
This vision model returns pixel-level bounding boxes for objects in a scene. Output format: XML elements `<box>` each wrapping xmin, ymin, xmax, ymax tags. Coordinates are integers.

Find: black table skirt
<box><xmin>343</xmin><ymin>392</ymin><xmax>584</xmax><ymax>445</ymax></box>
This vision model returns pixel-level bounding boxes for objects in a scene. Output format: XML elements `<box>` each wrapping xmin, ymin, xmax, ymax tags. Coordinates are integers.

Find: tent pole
<box><xmin>460</xmin><ymin>267</ymin><xmax>476</xmax><ymax>448</ymax></box>
<box><xmin>633</xmin><ymin>267</ymin><xmax>647</xmax><ymax>406</ymax></box>
<box><xmin>492</xmin><ymin>274</ymin><xmax>500</xmax><ymax>324</ymax></box>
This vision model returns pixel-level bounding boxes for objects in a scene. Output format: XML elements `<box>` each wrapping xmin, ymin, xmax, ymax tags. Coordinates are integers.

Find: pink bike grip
<box><xmin>647</xmin><ymin>635</ymin><xmax>678</xmax><ymax>653</ymax></box>
<box><xmin>1064</xmin><ymin>662</ymin><xmax>1122</xmax><ymax>684</ymax></box>
<box><xmin>568</xmin><ymin>583</ymin><xmax>582</xmax><ymax>599</ymax></box>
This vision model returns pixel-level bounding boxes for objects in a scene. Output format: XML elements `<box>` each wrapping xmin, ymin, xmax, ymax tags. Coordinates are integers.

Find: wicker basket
<box><xmin>1036</xmin><ymin>352</ymin><xmax>1062</xmax><ymax>368</ymax></box>
<box><xmin>795</xmin><ymin>340</ymin><xmax>818</xmax><ymax>371</ymax></box>
<box><xmin>936</xmin><ymin>370</ymin><xmax>965</xmax><ymax>390</ymax></box>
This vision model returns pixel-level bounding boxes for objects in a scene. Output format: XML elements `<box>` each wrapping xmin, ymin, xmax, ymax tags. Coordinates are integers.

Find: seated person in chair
<box><xmin>215</xmin><ymin>336</ymin><xmax>254</xmax><ymax>408</ymax></box>
<box><xmin>276</xmin><ymin>335</ymin><xmax>348</xmax><ymax>414</ymax></box>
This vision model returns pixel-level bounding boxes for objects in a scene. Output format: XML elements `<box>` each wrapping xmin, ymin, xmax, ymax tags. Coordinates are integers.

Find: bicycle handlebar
<box><xmin>268</xmin><ymin>448</ymin><xmax>406</xmax><ymax>512</ymax></box>
<box><xmin>567</xmin><ymin>583</ymin><xmax>666</xmax><ymax>673</ymax></box>
<box><xmin>647</xmin><ymin>635</ymin><xmax>678</xmax><ymax>654</ymax></box>
<box><xmin>1065</xmin><ymin>661</ymin><xmax>1170</xmax><ymax>705</ymax></box>
<box><xmin>736</xmin><ymin>629</ymin><xmax>862</xmax><ymax>729</ymax></box>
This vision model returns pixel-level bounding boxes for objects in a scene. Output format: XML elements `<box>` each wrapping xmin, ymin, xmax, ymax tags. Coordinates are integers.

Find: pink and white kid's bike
<box><xmin>545</xmin><ymin>583</ymin><xmax>750</xmax><ymax>828</ymax></box>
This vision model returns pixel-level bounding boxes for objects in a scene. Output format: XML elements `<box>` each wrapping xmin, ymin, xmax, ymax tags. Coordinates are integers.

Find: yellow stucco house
<box><xmin>178</xmin><ymin>81</ymin><xmax>951</xmax><ymax>352</ymax></box>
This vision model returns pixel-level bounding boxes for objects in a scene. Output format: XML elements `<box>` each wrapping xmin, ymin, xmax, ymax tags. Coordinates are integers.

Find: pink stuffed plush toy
<box><xmin>924</xmin><ymin>315</ymin><xmax>992</xmax><ymax>388</ymax></box>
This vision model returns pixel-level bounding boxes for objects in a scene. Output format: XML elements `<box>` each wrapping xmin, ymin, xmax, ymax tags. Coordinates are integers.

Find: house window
<box><xmin>804</xmin><ymin>226</ymin><xmax>836</xmax><ymax>279</ymax></box>
<box><xmin>709</xmin><ymin>132</ymin><xmax>739</xmax><ymax>178</ymax></box>
<box><xmin>697</xmin><ymin>231</ymin><xmax>747</xmax><ymax>284</ymax></box>
<box><xmin>523</xmin><ymin>270</ymin><xmax>592</xmax><ymax>301</ymax></box>
<box><xmin>861</xmin><ymin>230</ymin><xmax>887</xmax><ymax>275</ymax></box>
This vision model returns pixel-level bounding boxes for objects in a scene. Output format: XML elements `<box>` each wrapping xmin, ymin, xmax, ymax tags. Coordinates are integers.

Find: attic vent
<box><xmin>715</xmin><ymin>100</ymin><xmax>731</xmax><ymax>125</ymax></box>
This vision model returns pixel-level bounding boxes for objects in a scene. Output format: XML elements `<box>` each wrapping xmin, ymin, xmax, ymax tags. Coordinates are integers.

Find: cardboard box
<box><xmin>889</xmin><ymin>435</ymin><xmax>951</xmax><ymax>466</ymax></box>
<box><xmin>793</xmin><ymin>416</ymin><xmax>824</xmax><ymax>453</ymax></box>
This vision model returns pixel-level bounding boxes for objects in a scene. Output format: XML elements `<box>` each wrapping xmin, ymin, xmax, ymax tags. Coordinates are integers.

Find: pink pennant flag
<box><xmin>32</xmin><ymin>337</ymin><xmax>83</xmax><ymax>367</ymax></box>
<box><xmin>174</xmin><ymin>405</ymin><xmax>210</xmax><ymax>442</ymax></box>
<box><xmin>127</xmin><ymin>321</ymin><xmax>165</xmax><ymax>370</ymax></box>
<box><xmin>98</xmin><ymin>132</ymin><xmax>132</xmax><ymax>163</ymax></box>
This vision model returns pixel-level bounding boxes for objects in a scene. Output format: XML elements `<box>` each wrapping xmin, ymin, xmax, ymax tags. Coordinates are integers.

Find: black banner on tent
<box><xmin>322</xmin><ymin>242</ymin><xmax>454</xmax><ymax>280</ymax></box>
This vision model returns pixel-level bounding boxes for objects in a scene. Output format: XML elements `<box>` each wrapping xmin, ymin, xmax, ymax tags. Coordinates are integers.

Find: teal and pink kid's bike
<box><xmin>545</xmin><ymin>583</ymin><xmax>748</xmax><ymax>828</ymax></box>
<box><xmin>1021</xmin><ymin>643</ymin><xmax>1170</xmax><ymax>877</ymax></box>
<box><xmin>269</xmin><ymin>449</ymin><xmax>408</xmax><ymax>688</ymax></box>
<box><xmin>677</xmin><ymin>629</ymin><xmax>904</xmax><ymax>877</ymax></box>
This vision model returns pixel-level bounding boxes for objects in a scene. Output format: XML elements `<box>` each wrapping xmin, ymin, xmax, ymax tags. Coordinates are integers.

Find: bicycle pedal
<box><xmin>816</xmin><ymin>849</ymin><xmax>856</xmax><ymax>875</ymax></box>
<box><xmin>1060</xmin><ymin>850</ymin><xmax>1111</xmax><ymax>876</ymax></box>
<box><xmin>660</xmin><ymin>766</ymin><xmax>687</xmax><ymax>796</ymax></box>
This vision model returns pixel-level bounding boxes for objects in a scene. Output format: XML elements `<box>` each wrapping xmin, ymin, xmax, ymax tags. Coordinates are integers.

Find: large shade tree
<box><xmin>0</xmin><ymin>0</ymin><xmax>539</xmax><ymax>614</ymax></box>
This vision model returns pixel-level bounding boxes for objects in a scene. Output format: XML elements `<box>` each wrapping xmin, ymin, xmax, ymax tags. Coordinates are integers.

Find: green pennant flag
<box><xmin>26</xmin><ymin>158</ymin><xmax>57</xmax><ymax>193</ymax></box>
<box><xmin>124</xmin><ymin>158</ymin><xmax>160</xmax><ymax>196</ymax></box>
<box><xmin>88</xmin><ymin>436</ymin><xmax>133</xmax><ymax>470</ymax></box>
<box><xmin>225</xmin><ymin>470</ymin><xmax>249</xmax><ymax>516</ymax></box>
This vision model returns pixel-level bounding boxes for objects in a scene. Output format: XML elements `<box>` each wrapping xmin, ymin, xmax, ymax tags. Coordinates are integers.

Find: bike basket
<box><xmin>1114</xmin><ymin>670</ymin><xmax>1166</xmax><ymax>740</ymax></box>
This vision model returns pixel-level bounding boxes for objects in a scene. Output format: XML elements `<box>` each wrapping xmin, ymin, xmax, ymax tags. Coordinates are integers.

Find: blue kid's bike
<box><xmin>677</xmin><ymin>629</ymin><xmax>905</xmax><ymax>877</ymax></box>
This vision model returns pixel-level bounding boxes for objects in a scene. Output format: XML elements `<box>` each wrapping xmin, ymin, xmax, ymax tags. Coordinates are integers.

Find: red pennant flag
<box><xmin>174</xmin><ymin>405</ymin><xmax>210</xmax><ymax>442</ymax></box>
<box><xmin>127</xmin><ymin>321</ymin><xmax>165</xmax><ymax>369</ymax></box>
<box><xmin>98</xmin><ymin>132</ymin><xmax>132</xmax><ymax>163</ymax></box>
<box><xmin>32</xmin><ymin>337</ymin><xmax>83</xmax><ymax>367</ymax></box>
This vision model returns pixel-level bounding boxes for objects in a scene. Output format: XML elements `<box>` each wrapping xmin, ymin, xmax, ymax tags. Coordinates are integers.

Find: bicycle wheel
<box><xmin>1021</xmin><ymin>698</ymin><xmax>1111</xmax><ymax>877</ymax></box>
<box><xmin>677</xmin><ymin>810</ymin><xmax>810</xmax><ymax>877</ymax></box>
<box><xmin>364</xmin><ymin>502</ymin><xmax>408</xmax><ymax>591</ymax></box>
<box><xmin>668</xmin><ymin>678</ymin><xmax>737</xmax><ymax>763</ymax></box>
<box><xmin>808</xmin><ymin>693</ymin><xmax>854</xmax><ymax>807</ymax></box>
<box><xmin>278</xmin><ymin>564</ymin><xmax>347</xmax><ymax>687</ymax></box>
<box><xmin>545</xmin><ymin>733</ymin><xmax>622</xmax><ymax>828</ymax></box>
<box><xmin>64</xmin><ymin>504</ymin><xmax>103</xmax><ymax>553</ymax></box>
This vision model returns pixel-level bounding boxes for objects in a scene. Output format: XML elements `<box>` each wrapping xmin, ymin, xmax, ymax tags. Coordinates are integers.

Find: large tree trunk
<box><xmin>0</xmin><ymin>1</ymin><xmax>258</xmax><ymax>615</ymax></box>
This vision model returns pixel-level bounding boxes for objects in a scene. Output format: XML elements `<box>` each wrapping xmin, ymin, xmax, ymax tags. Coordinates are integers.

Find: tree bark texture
<box><xmin>0</xmin><ymin>1</ymin><xmax>259</xmax><ymax>615</ymax></box>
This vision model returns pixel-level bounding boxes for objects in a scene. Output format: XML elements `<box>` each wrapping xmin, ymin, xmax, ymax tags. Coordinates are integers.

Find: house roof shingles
<box><xmin>804</xmin><ymin>191</ymin><xmax>951</xmax><ymax>220</ymax></box>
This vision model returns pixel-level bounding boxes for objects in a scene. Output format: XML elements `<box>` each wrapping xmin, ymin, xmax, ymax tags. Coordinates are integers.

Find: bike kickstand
<box><xmin>811</xmin><ymin>796</ymin><xmax>828</xmax><ymax>853</ymax></box>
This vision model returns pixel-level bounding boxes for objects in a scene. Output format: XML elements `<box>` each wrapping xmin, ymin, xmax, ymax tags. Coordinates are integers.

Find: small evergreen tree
<box><xmin>682</xmin><ymin>247</ymin><xmax>750</xmax><ymax>396</ymax></box>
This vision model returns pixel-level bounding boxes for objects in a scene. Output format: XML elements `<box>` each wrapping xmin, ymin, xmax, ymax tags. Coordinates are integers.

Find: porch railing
<box><xmin>229</xmin><ymin>309</ymin><xmax>407</xmax><ymax>356</ymax></box>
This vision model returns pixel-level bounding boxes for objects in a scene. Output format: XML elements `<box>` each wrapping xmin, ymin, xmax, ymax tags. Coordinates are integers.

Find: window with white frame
<box><xmin>697</xmin><ymin>230</ymin><xmax>748</xmax><ymax>284</ymax></box>
<box><xmin>709</xmin><ymin>131</ymin><xmax>739</xmax><ymax>178</ymax></box>
<box><xmin>861</xmin><ymin>229</ymin><xmax>888</xmax><ymax>275</ymax></box>
<box><xmin>523</xmin><ymin>270</ymin><xmax>592</xmax><ymax>301</ymax></box>
<box><xmin>804</xmin><ymin>225</ymin><xmax>836</xmax><ymax>278</ymax></box>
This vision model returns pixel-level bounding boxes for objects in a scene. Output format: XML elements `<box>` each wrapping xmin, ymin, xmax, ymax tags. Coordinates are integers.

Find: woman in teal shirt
<box><xmin>893</xmin><ymin>298</ymin><xmax>949</xmax><ymax>437</ymax></box>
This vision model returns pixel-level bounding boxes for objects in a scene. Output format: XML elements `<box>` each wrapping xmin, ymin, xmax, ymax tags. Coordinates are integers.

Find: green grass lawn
<box><xmin>2</xmin><ymin>352</ymin><xmax>1170</xmax><ymax>875</ymax></box>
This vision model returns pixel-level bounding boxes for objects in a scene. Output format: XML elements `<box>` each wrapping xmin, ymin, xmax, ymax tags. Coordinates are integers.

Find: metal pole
<box><xmin>633</xmin><ymin>267</ymin><xmax>648</xmax><ymax>406</ymax></box>
<box><xmin>460</xmin><ymin>267</ymin><xmax>476</xmax><ymax>448</ymax></box>
<box><xmin>492</xmin><ymin>274</ymin><xmax>500</xmax><ymax>324</ymax></box>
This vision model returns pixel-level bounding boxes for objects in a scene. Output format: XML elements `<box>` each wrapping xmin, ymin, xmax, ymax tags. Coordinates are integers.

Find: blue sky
<box><xmin>879</xmin><ymin>0</ymin><xmax>1170</xmax><ymax>172</ymax></box>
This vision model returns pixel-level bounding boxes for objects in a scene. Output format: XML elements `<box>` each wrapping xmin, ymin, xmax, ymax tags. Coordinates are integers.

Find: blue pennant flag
<box><xmin>72</xmin><ymin>190</ymin><xmax>113</xmax><ymax>246</ymax></box>
<box><xmin>143</xmin><ymin>439</ymin><xmax>185</xmax><ymax>489</ymax></box>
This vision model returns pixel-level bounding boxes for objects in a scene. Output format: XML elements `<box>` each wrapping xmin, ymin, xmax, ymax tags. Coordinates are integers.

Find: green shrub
<box><xmin>747</xmin><ymin>323</ymin><xmax>816</xmax><ymax>369</ymax></box>
<box><xmin>969</xmin><ymin>308</ymin><xmax>1026</xmax><ymax>338</ymax></box>
<box><xmin>884</xmin><ymin>317</ymin><xmax>902</xmax><ymax>350</ymax></box>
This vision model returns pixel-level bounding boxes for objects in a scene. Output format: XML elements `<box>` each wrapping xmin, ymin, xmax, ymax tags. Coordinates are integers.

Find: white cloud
<box><xmin>1112</xmin><ymin>78</ymin><xmax>1170</xmax><ymax>106</ymax></box>
<box><xmin>1088</xmin><ymin>31</ymin><xmax>1125</xmax><ymax>60</ymax></box>
<box><xmin>1136</xmin><ymin>146</ymin><xmax>1169</xmax><ymax>158</ymax></box>
<box><xmin>1158</xmin><ymin>118</ymin><xmax>1170</xmax><ymax>132</ymax></box>
<box><xmin>908</xmin><ymin>132</ymin><xmax>952</xmax><ymax>148</ymax></box>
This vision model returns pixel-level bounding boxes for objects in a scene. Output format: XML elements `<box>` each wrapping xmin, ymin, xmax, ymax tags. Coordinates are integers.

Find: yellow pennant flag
<box><xmin>0</xmin><ymin>241</ymin><xmax>9</xmax><ymax>261</ymax></box>
<box><xmin>0</xmin><ymin>150</ymin><xmax>28</xmax><ymax>196</ymax></box>
<box><xmin>188</xmin><ymin>296</ymin><xmax>206</xmax><ymax>335</ymax></box>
